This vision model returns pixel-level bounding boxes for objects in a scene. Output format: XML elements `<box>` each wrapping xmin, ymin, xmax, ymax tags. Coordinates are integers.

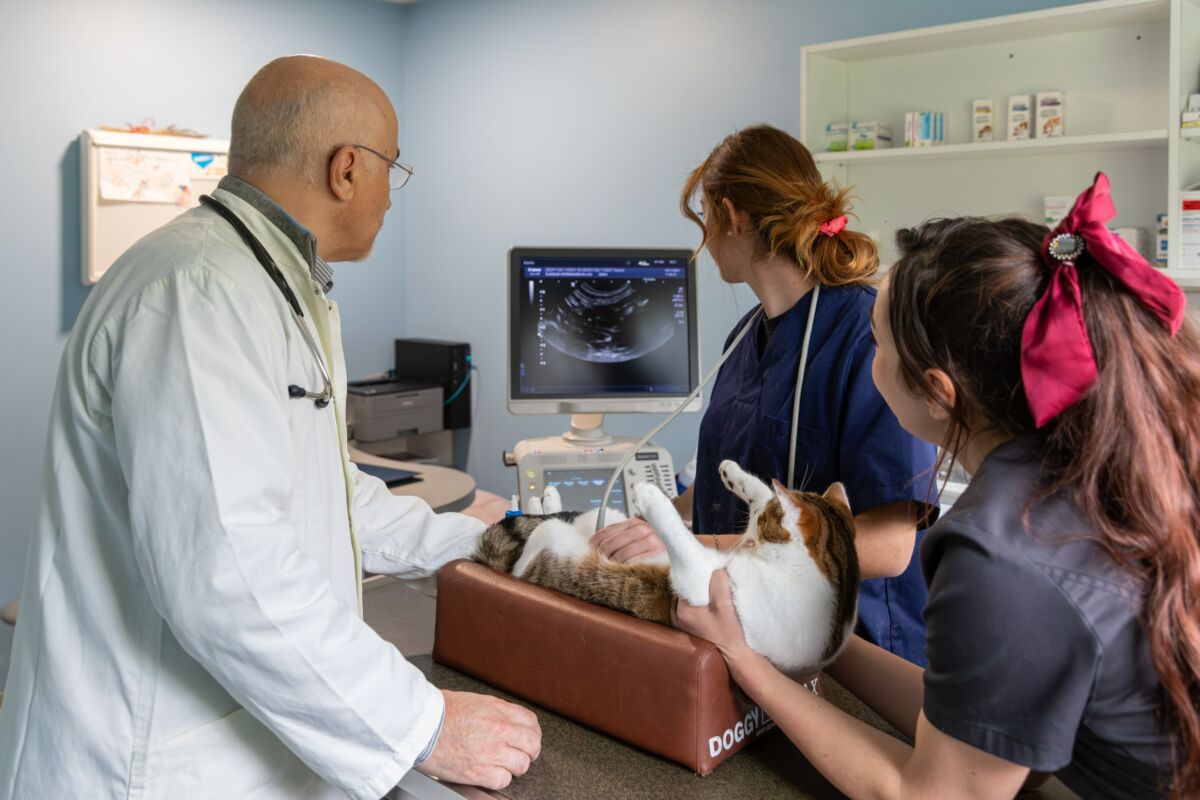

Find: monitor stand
<box><xmin>562</xmin><ymin>413</ymin><xmax>613</xmax><ymax>445</ymax></box>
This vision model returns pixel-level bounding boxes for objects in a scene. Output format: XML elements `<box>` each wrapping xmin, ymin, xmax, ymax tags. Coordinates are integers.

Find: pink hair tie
<box><xmin>819</xmin><ymin>215</ymin><xmax>848</xmax><ymax>237</ymax></box>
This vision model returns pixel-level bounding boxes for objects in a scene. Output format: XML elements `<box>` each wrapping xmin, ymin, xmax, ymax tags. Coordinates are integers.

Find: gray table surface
<box><xmin>364</xmin><ymin>577</ymin><xmax>1080</xmax><ymax>800</ymax></box>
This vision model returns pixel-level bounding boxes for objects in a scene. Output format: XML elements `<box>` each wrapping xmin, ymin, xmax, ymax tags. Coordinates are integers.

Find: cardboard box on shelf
<box><xmin>904</xmin><ymin>111</ymin><xmax>944</xmax><ymax>147</ymax></box>
<box><xmin>825</xmin><ymin>122</ymin><xmax>849</xmax><ymax>152</ymax></box>
<box><xmin>1008</xmin><ymin>95</ymin><xmax>1032</xmax><ymax>140</ymax></box>
<box><xmin>851</xmin><ymin>120</ymin><xmax>893</xmax><ymax>150</ymax></box>
<box><xmin>1183</xmin><ymin>191</ymin><xmax>1200</xmax><ymax>269</ymax></box>
<box><xmin>1156</xmin><ymin>213</ymin><xmax>1169</xmax><ymax>265</ymax></box>
<box><xmin>1036</xmin><ymin>91</ymin><xmax>1065</xmax><ymax>138</ymax></box>
<box><xmin>972</xmin><ymin>99</ymin><xmax>994</xmax><ymax>143</ymax></box>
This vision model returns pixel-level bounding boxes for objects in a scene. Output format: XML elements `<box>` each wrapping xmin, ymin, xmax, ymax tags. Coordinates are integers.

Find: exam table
<box><xmin>363</xmin><ymin>577</ymin><xmax>1082</xmax><ymax>800</ymax></box>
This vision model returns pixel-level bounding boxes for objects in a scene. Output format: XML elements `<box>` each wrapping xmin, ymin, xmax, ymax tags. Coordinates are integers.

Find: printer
<box><xmin>347</xmin><ymin>379</ymin><xmax>444</xmax><ymax>444</ymax></box>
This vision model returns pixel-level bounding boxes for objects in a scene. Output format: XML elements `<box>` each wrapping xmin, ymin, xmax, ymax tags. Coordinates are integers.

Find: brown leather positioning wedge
<box><xmin>433</xmin><ymin>559</ymin><xmax>783</xmax><ymax>774</ymax></box>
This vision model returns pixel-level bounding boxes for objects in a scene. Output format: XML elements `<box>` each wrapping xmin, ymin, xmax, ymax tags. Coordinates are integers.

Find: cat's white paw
<box><xmin>526</xmin><ymin>494</ymin><xmax>543</xmax><ymax>515</ymax></box>
<box><xmin>626</xmin><ymin>481</ymin><xmax>649</xmax><ymax>518</ymax></box>
<box><xmin>719</xmin><ymin>460</ymin><xmax>746</xmax><ymax>495</ymax></box>
<box><xmin>541</xmin><ymin>485</ymin><xmax>562</xmax><ymax>514</ymax></box>
<box><xmin>719</xmin><ymin>460</ymin><xmax>771</xmax><ymax>506</ymax></box>
<box><xmin>632</xmin><ymin>481</ymin><xmax>673</xmax><ymax>528</ymax></box>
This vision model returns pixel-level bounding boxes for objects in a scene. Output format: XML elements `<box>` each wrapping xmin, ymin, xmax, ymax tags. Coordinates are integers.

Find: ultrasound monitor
<box><xmin>507</xmin><ymin>247</ymin><xmax>701</xmax><ymax>416</ymax></box>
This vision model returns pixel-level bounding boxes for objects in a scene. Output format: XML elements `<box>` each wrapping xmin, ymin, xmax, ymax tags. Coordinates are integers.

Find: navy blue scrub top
<box><xmin>693</xmin><ymin>285</ymin><xmax>938</xmax><ymax>666</ymax></box>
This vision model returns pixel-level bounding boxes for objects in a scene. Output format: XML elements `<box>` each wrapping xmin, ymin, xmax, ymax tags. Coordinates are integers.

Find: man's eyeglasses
<box><xmin>352</xmin><ymin>144</ymin><xmax>413</xmax><ymax>191</ymax></box>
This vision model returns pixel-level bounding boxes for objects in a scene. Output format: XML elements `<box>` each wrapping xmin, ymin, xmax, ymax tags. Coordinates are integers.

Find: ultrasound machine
<box><xmin>503</xmin><ymin>247</ymin><xmax>701</xmax><ymax>516</ymax></box>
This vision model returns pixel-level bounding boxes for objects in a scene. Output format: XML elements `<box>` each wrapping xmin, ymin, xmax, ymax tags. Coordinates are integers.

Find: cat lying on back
<box><xmin>473</xmin><ymin>459</ymin><xmax>860</xmax><ymax>674</ymax></box>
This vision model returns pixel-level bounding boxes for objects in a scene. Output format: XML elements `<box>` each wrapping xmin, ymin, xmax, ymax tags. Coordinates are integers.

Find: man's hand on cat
<box><xmin>672</xmin><ymin>570</ymin><xmax>756</xmax><ymax>670</ymax></box>
<box><xmin>589</xmin><ymin>518</ymin><xmax>666</xmax><ymax>563</ymax></box>
<box><xmin>416</xmin><ymin>690</ymin><xmax>542</xmax><ymax>790</ymax></box>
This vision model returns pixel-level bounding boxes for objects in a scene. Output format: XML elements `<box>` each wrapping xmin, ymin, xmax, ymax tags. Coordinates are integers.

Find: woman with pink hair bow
<box><xmin>676</xmin><ymin>172</ymin><xmax>1194</xmax><ymax>799</ymax></box>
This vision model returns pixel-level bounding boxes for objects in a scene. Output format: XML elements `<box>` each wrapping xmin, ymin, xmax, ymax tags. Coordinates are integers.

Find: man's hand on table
<box><xmin>416</xmin><ymin>690</ymin><xmax>542</xmax><ymax>790</ymax></box>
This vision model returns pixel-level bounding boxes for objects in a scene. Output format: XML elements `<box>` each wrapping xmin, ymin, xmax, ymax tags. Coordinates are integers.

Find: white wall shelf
<box><xmin>815</xmin><ymin>130</ymin><xmax>1169</xmax><ymax>165</ymax></box>
<box><xmin>803</xmin><ymin>0</ymin><xmax>1168</xmax><ymax>62</ymax></box>
<box><xmin>801</xmin><ymin>0</ymin><xmax>1200</xmax><ymax>284</ymax></box>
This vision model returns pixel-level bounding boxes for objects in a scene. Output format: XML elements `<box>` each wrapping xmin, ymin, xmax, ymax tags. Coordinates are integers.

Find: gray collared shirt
<box><xmin>217</xmin><ymin>175</ymin><xmax>335</xmax><ymax>294</ymax></box>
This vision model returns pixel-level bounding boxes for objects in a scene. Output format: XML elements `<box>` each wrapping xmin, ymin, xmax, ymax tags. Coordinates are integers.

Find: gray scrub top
<box><xmin>920</xmin><ymin>435</ymin><xmax>1173</xmax><ymax>799</ymax></box>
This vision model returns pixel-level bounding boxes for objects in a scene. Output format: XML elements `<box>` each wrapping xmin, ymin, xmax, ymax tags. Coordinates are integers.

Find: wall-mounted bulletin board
<box><xmin>79</xmin><ymin>128</ymin><xmax>229</xmax><ymax>285</ymax></box>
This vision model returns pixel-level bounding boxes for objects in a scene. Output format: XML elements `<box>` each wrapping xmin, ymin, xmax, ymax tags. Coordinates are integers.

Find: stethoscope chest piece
<box><xmin>289</xmin><ymin>383</ymin><xmax>331</xmax><ymax>408</ymax></box>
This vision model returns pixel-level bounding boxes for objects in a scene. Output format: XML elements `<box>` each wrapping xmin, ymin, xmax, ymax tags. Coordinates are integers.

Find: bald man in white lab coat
<box><xmin>0</xmin><ymin>56</ymin><xmax>539</xmax><ymax>799</ymax></box>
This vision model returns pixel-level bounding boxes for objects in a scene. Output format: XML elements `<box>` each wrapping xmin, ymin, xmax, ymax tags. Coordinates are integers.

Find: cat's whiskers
<box><xmin>727</xmin><ymin>530</ymin><xmax>757</xmax><ymax>554</ymax></box>
<box><xmin>797</xmin><ymin>461</ymin><xmax>816</xmax><ymax>493</ymax></box>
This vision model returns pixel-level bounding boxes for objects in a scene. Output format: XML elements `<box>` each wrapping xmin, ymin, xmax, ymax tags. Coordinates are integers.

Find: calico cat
<box><xmin>474</xmin><ymin>459</ymin><xmax>860</xmax><ymax>674</ymax></box>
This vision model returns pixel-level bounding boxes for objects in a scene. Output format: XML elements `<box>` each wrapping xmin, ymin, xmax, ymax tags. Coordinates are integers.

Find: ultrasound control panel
<box><xmin>630</xmin><ymin>451</ymin><xmax>676</xmax><ymax>500</ymax></box>
<box><xmin>511</xmin><ymin>437</ymin><xmax>676</xmax><ymax>516</ymax></box>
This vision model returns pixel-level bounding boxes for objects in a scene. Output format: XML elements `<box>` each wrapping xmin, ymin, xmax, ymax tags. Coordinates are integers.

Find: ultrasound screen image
<box><xmin>514</xmin><ymin>257</ymin><xmax>693</xmax><ymax>398</ymax></box>
<box><xmin>542</xmin><ymin>468</ymin><xmax>627</xmax><ymax>514</ymax></box>
<box><xmin>543</xmin><ymin>279</ymin><xmax>676</xmax><ymax>363</ymax></box>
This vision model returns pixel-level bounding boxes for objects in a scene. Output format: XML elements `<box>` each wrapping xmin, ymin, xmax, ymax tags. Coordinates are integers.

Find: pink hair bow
<box><xmin>819</xmin><ymin>215</ymin><xmax>848</xmax><ymax>237</ymax></box>
<box><xmin>1020</xmin><ymin>172</ymin><xmax>1185</xmax><ymax>427</ymax></box>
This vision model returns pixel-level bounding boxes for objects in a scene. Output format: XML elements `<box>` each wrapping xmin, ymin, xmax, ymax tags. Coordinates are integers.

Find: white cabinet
<box><xmin>800</xmin><ymin>0</ymin><xmax>1200</xmax><ymax>286</ymax></box>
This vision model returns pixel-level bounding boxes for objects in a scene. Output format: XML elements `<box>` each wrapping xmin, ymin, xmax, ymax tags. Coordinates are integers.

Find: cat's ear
<box><xmin>822</xmin><ymin>482</ymin><xmax>851</xmax><ymax>515</ymax></box>
<box><xmin>771</xmin><ymin>479</ymin><xmax>802</xmax><ymax>530</ymax></box>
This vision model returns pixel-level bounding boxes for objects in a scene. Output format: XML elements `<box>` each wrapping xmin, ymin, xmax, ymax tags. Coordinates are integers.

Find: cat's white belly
<box><xmin>727</xmin><ymin>555</ymin><xmax>837</xmax><ymax>674</ymax></box>
<box><xmin>511</xmin><ymin>507</ymin><xmax>628</xmax><ymax>578</ymax></box>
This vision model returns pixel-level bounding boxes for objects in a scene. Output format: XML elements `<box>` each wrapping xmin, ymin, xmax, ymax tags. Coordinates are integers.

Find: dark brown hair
<box><xmin>680</xmin><ymin>124</ymin><xmax>877</xmax><ymax>287</ymax></box>
<box><xmin>887</xmin><ymin>216</ymin><xmax>1200</xmax><ymax>798</ymax></box>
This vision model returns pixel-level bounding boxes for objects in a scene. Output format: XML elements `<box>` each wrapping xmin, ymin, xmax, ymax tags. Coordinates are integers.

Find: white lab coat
<box><xmin>0</xmin><ymin>187</ymin><xmax>484</xmax><ymax>799</ymax></box>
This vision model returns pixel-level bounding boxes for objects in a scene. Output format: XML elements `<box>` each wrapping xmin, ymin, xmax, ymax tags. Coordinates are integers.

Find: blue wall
<box><xmin>0</xmin><ymin>0</ymin><xmax>408</xmax><ymax>683</ymax></box>
<box><xmin>396</xmin><ymin>0</ymin><xmax>1074</xmax><ymax>503</ymax></box>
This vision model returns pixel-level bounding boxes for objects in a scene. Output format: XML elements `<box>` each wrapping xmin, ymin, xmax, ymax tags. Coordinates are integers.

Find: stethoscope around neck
<box><xmin>199</xmin><ymin>194</ymin><xmax>334</xmax><ymax>409</ymax></box>
<box><xmin>594</xmin><ymin>284</ymin><xmax>821</xmax><ymax>529</ymax></box>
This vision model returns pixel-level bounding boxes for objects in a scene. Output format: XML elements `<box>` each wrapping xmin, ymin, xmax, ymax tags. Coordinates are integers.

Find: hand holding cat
<box><xmin>672</xmin><ymin>570</ymin><xmax>764</xmax><ymax>681</ymax></box>
<box><xmin>589</xmin><ymin>518</ymin><xmax>666</xmax><ymax>562</ymax></box>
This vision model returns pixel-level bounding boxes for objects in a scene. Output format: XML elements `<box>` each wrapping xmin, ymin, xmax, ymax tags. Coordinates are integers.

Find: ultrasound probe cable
<box><xmin>595</xmin><ymin>307</ymin><xmax>765</xmax><ymax>530</ymax></box>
